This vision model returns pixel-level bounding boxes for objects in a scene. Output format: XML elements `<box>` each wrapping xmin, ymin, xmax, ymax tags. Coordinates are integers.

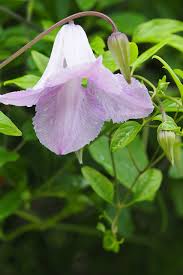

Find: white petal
<box><xmin>61</xmin><ymin>22</ymin><xmax>96</xmax><ymax>67</ymax></box>
<box><xmin>34</xmin><ymin>22</ymin><xmax>95</xmax><ymax>90</ymax></box>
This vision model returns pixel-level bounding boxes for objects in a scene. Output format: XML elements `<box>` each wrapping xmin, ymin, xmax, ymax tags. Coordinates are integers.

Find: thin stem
<box><xmin>153</xmin><ymin>55</ymin><xmax>183</xmax><ymax>101</ymax></box>
<box><xmin>0</xmin><ymin>11</ymin><xmax>118</xmax><ymax>70</ymax></box>
<box><xmin>149</xmin><ymin>152</ymin><xmax>165</xmax><ymax>167</ymax></box>
<box><xmin>127</xmin><ymin>147</ymin><xmax>141</xmax><ymax>172</ymax></box>
<box><xmin>15</xmin><ymin>210</ymin><xmax>41</xmax><ymax>224</ymax></box>
<box><xmin>160</xmin><ymin>95</ymin><xmax>182</xmax><ymax>107</ymax></box>
<box><xmin>142</xmin><ymin>124</ymin><xmax>149</xmax><ymax>150</ymax></box>
<box><xmin>109</xmin><ymin>138</ymin><xmax>120</xmax><ymax>205</ymax></box>
<box><xmin>2</xmin><ymin>223</ymin><xmax>99</xmax><ymax>241</ymax></box>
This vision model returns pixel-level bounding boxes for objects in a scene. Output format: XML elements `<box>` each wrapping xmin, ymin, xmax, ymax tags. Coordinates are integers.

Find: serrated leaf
<box><xmin>132</xmin><ymin>169</ymin><xmax>162</xmax><ymax>203</ymax></box>
<box><xmin>0</xmin><ymin>111</ymin><xmax>22</xmax><ymax>136</ymax></box>
<box><xmin>111</xmin><ymin>121</ymin><xmax>142</xmax><ymax>152</ymax></box>
<box><xmin>4</xmin><ymin>74</ymin><xmax>40</xmax><ymax>89</ymax></box>
<box><xmin>31</xmin><ymin>51</ymin><xmax>49</xmax><ymax>73</ymax></box>
<box><xmin>82</xmin><ymin>166</ymin><xmax>114</xmax><ymax>203</ymax></box>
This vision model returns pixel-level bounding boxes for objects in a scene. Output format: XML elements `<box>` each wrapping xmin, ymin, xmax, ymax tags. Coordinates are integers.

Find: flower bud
<box><xmin>107</xmin><ymin>32</ymin><xmax>131</xmax><ymax>83</ymax></box>
<box><xmin>157</xmin><ymin>130</ymin><xmax>176</xmax><ymax>164</ymax></box>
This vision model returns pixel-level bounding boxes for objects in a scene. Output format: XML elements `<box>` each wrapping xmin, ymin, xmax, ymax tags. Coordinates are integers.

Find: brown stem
<box><xmin>0</xmin><ymin>11</ymin><xmax>118</xmax><ymax>70</ymax></box>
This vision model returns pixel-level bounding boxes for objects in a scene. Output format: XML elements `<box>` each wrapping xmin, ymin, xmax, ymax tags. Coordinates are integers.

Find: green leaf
<box><xmin>167</xmin><ymin>34</ymin><xmax>183</xmax><ymax>53</ymax></box>
<box><xmin>111</xmin><ymin>121</ymin><xmax>142</xmax><ymax>152</ymax></box>
<box><xmin>131</xmin><ymin>41</ymin><xmax>167</xmax><ymax>72</ymax></box>
<box><xmin>162</xmin><ymin>99</ymin><xmax>183</xmax><ymax>113</ymax></box>
<box><xmin>82</xmin><ymin>166</ymin><xmax>114</xmax><ymax>203</ymax></box>
<box><xmin>89</xmin><ymin>136</ymin><xmax>148</xmax><ymax>189</ymax></box>
<box><xmin>0</xmin><ymin>147</ymin><xmax>19</xmax><ymax>167</ymax></box>
<box><xmin>90</xmin><ymin>36</ymin><xmax>105</xmax><ymax>55</ymax></box>
<box><xmin>102</xmin><ymin>51</ymin><xmax>119</xmax><ymax>72</ymax></box>
<box><xmin>4</xmin><ymin>74</ymin><xmax>40</xmax><ymax>89</ymax></box>
<box><xmin>133</xmin><ymin>19</ymin><xmax>183</xmax><ymax>43</ymax></box>
<box><xmin>75</xmin><ymin>0</ymin><xmax>97</xmax><ymax>10</ymax></box>
<box><xmin>0</xmin><ymin>111</ymin><xmax>22</xmax><ymax>136</ymax></box>
<box><xmin>103</xmin><ymin>230</ymin><xmax>123</xmax><ymax>253</ymax></box>
<box><xmin>174</xmin><ymin>68</ymin><xmax>183</xmax><ymax>79</ymax></box>
<box><xmin>129</xmin><ymin>42</ymin><xmax>138</xmax><ymax>65</ymax></box>
<box><xmin>111</xmin><ymin>12</ymin><xmax>146</xmax><ymax>35</ymax></box>
<box><xmin>132</xmin><ymin>169</ymin><xmax>162</xmax><ymax>203</ymax></box>
<box><xmin>31</xmin><ymin>50</ymin><xmax>49</xmax><ymax>73</ymax></box>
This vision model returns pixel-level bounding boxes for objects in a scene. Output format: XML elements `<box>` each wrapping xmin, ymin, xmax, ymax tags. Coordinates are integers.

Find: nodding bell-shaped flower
<box><xmin>0</xmin><ymin>22</ymin><xmax>153</xmax><ymax>155</ymax></box>
<box><xmin>158</xmin><ymin>130</ymin><xmax>176</xmax><ymax>165</ymax></box>
<box><xmin>107</xmin><ymin>32</ymin><xmax>131</xmax><ymax>83</ymax></box>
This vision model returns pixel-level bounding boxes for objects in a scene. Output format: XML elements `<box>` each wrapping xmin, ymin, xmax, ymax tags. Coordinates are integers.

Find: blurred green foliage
<box><xmin>0</xmin><ymin>0</ymin><xmax>183</xmax><ymax>274</ymax></box>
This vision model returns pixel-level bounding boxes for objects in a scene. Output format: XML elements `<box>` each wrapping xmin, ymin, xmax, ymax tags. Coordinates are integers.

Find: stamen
<box><xmin>81</xmin><ymin>78</ymin><xmax>88</xmax><ymax>88</ymax></box>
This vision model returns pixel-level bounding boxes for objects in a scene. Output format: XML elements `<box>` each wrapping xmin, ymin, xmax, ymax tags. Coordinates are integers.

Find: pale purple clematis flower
<box><xmin>0</xmin><ymin>22</ymin><xmax>153</xmax><ymax>155</ymax></box>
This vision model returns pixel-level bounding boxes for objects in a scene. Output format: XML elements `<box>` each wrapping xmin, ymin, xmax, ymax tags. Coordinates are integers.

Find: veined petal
<box><xmin>34</xmin><ymin>22</ymin><xmax>96</xmax><ymax>90</ymax></box>
<box><xmin>89</xmin><ymin>69</ymin><xmax>154</xmax><ymax>122</ymax></box>
<box><xmin>0</xmin><ymin>88</ymin><xmax>43</xmax><ymax>107</ymax></box>
<box><xmin>33</xmin><ymin>79</ymin><xmax>105</xmax><ymax>155</ymax></box>
<box><xmin>0</xmin><ymin>58</ymin><xmax>102</xmax><ymax>107</ymax></box>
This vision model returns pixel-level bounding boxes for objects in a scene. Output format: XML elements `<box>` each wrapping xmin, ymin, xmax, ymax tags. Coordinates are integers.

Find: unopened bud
<box><xmin>158</xmin><ymin>130</ymin><xmax>176</xmax><ymax>165</ymax></box>
<box><xmin>107</xmin><ymin>32</ymin><xmax>131</xmax><ymax>83</ymax></box>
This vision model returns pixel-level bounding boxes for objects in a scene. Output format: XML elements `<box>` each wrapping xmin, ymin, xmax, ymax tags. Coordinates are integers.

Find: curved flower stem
<box><xmin>153</xmin><ymin>55</ymin><xmax>183</xmax><ymax>101</ymax></box>
<box><xmin>0</xmin><ymin>11</ymin><xmax>118</xmax><ymax>70</ymax></box>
